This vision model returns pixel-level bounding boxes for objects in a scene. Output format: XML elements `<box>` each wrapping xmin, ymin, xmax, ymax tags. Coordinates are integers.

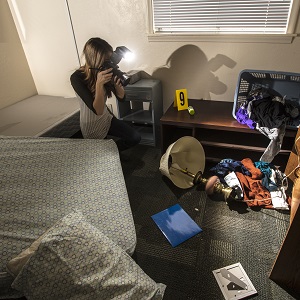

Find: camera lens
<box><xmin>120</xmin><ymin>73</ymin><xmax>130</xmax><ymax>86</ymax></box>
<box><xmin>101</xmin><ymin>60</ymin><xmax>130</xmax><ymax>86</ymax></box>
<box><xmin>113</xmin><ymin>69</ymin><xmax>130</xmax><ymax>86</ymax></box>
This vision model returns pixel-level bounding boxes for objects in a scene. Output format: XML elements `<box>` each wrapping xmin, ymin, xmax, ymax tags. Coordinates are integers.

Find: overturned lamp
<box><xmin>159</xmin><ymin>136</ymin><xmax>235</xmax><ymax>200</ymax></box>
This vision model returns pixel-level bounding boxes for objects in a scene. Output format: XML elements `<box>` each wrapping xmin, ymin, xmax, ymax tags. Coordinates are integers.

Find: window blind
<box><xmin>152</xmin><ymin>0</ymin><xmax>293</xmax><ymax>34</ymax></box>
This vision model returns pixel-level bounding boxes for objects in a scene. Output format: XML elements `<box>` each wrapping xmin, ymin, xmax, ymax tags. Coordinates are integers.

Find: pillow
<box><xmin>7</xmin><ymin>227</ymin><xmax>52</xmax><ymax>277</ymax></box>
<box><xmin>10</xmin><ymin>210</ymin><xmax>166</xmax><ymax>300</ymax></box>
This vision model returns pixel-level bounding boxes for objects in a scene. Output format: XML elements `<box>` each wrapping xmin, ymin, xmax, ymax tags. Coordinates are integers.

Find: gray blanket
<box><xmin>0</xmin><ymin>137</ymin><xmax>136</xmax><ymax>299</ymax></box>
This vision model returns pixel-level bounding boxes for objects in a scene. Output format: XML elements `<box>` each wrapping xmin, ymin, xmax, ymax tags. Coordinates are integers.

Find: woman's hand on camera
<box><xmin>113</xmin><ymin>76</ymin><xmax>122</xmax><ymax>88</ymax></box>
<box><xmin>113</xmin><ymin>76</ymin><xmax>125</xmax><ymax>99</ymax></box>
<box><xmin>96</xmin><ymin>68</ymin><xmax>113</xmax><ymax>86</ymax></box>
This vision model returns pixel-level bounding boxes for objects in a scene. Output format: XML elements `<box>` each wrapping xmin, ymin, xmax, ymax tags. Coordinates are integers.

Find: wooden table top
<box><xmin>160</xmin><ymin>99</ymin><xmax>296</xmax><ymax>136</ymax></box>
<box><xmin>160</xmin><ymin>99</ymin><xmax>251</xmax><ymax>132</ymax></box>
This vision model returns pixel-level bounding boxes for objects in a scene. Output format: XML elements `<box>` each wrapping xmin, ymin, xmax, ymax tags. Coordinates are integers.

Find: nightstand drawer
<box><xmin>125</xmin><ymin>90</ymin><xmax>152</xmax><ymax>101</ymax></box>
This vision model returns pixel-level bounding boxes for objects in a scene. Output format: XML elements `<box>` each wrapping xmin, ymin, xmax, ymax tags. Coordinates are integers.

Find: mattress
<box><xmin>0</xmin><ymin>137</ymin><xmax>137</xmax><ymax>299</ymax></box>
<box><xmin>0</xmin><ymin>95</ymin><xmax>80</xmax><ymax>137</ymax></box>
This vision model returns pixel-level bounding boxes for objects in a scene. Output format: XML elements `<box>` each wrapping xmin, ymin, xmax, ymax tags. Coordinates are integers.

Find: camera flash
<box><xmin>124</xmin><ymin>51</ymin><xmax>134</xmax><ymax>61</ymax></box>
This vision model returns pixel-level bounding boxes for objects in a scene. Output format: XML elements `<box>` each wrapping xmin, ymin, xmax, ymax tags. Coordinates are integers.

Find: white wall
<box><xmin>7</xmin><ymin>0</ymin><xmax>79</xmax><ymax>98</ymax></box>
<box><xmin>8</xmin><ymin>0</ymin><xmax>300</xmax><ymax>112</ymax></box>
<box><xmin>0</xmin><ymin>0</ymin><xmax>36</xmax><ymax>110</ymax></box>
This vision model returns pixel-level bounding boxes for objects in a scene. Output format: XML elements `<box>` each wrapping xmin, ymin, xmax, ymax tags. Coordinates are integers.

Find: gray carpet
<box><xmin>121</xmin><ymin>144</ymin><xmax>295</xmax><ymax>300</ymax></box>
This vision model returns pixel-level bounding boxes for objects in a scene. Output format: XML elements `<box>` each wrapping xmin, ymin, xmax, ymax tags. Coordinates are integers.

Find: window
<box><xmin>148</xmin><ymin>0</ymin><xmax>299</xmax><ymax>42</ymax></box>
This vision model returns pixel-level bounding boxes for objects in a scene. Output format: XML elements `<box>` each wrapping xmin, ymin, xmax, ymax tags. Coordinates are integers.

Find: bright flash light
<box><xmin>124</xmin><ymin>51</ymin><xmax>135</xmax><ymax>61</ymax></box>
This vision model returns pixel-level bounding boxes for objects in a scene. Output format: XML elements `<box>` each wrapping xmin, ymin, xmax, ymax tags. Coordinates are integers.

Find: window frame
<box><xmin>147</xmin><ymin>0</ymin><xmax>300</xmax><ymax>43</ymax></box>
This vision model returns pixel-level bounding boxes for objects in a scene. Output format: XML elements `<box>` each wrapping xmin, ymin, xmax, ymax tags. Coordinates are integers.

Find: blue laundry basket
<box><xmin>232</xmin><ymin>69</ymin><xmax>300</xmax><ymax>128</ymax></box>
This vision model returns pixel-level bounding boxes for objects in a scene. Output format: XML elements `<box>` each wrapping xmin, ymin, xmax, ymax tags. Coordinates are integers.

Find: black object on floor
<box><xmin>121</xmin><ymin>144</ymin><xmax>294</xmax><ymax>300</ymax></box>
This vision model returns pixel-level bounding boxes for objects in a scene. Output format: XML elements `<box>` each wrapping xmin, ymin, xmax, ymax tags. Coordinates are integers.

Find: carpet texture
<box><xmin>121</xmin><ymin>144</ymin><xmax>295</xmax><ymax>300</ymax></box>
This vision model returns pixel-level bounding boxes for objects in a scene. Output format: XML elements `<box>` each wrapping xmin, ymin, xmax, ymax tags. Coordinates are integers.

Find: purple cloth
<box><xmin>236</xmin><ymin>106</ymin><xmax>256</xmax><ymax>129</ymax></box>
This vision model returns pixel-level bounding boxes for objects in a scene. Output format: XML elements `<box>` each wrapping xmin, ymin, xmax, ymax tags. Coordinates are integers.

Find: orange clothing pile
<box><xmin>235</xmin><ymin>158</ymin><xmax>273</xmax><ymax>208</ymax></box>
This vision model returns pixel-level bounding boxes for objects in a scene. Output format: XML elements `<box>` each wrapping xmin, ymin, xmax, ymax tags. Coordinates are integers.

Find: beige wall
<box><xmin>0</xmin><ymin>0</ymin><xmax>36</xmax><ymax>110</ymax></box>
<box><xmin>5</xmin><ymin>0</ymin><xmax>300</xmax><ymax>112</ymax></box>
<box><xmin>68</xmin><ymin>0</ymin><xmax>300</xmax><ymax>111</ymax></box>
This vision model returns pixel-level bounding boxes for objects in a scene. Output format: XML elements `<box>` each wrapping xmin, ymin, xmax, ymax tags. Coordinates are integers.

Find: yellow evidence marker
<box><xmin>174</xmin><ymin>89</ymin><xmax>188</xmax><ymax>111</ymax></box>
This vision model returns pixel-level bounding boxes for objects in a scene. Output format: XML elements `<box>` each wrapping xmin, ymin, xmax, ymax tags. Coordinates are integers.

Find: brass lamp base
<box><xmin>170</xmin><ymin>165</ymin><xmax>236</xmax><ymax>203</ymax></box>
<box><xmin>192</xmin><ymin>171</ymin><xmax>236</xmax><ymax>203</ymax></box>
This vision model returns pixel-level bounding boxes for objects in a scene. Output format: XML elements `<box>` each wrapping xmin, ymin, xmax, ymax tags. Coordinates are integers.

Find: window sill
<box><xmin>147</xmin><ymin>33</ymin><xmax>297</xmax><ymax>44</ymax></box>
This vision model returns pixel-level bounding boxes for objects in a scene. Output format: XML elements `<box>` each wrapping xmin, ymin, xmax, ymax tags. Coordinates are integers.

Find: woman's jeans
<box><xmin>107</xmin><ymin>116</ymin><xmax>141</xmax><ymax>152</ymax></box>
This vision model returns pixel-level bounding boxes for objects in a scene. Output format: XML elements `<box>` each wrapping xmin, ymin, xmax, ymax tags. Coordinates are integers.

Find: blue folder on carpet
<box><xmin>151</xmin><ymin>204</ymin><xmax>202</xmax><ymax>247</ymax></box>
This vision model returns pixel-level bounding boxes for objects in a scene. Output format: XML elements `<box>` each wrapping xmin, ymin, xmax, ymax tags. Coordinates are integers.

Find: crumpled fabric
<box><xmin>254</xmin><ymin>161</ymin><xmax>278</xmax><ymax>192</ymax></box>
<box><xmin>224</xmin><ymin>172</ymin><xmax>243</xmax><ymax>199</ymax></box>
<box><xmin>248</xmin><ymin>98</ymin><xmax>286</xmax><ymax>128</ymax></box>
<box><xmin>209</xmin><ymin>158</ymin><xmax>251</xmax><ymax>183</ymax></box>
<box><xmin>236</xmin><ymin>158</ymin><xmax>272</xmax><ymax>208</ymax></box>
<box><xmin>236</xmin><ymin>106</ymin><xmax>256</xmax><ymax>129</ymax></box>
<box><xmin>244</xmin><ymin>87</ymin><xmax>287</xmax><ymax>163</ymax></box>
<box><xmin>256</xmin><ymin>123</ymin><xmax>286</xmax><ymax>163</ymax></box>
<box><xmin>269</xmin><ymin>169</ymin><xmax>289</xmax><ymax>209</ymax></box>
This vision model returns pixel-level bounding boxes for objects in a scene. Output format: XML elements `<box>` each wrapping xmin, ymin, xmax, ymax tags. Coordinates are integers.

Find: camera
<box><xmin>100</xmin><ymin>60</ymin><xmax>130</xmax><ymax>87</ymax></box>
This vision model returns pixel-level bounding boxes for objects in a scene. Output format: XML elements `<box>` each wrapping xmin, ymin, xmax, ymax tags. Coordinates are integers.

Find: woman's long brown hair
<box><xmin>80</xmin><ymin>37</ymin><xmax>113</xmax><ymax>97</ymax></box>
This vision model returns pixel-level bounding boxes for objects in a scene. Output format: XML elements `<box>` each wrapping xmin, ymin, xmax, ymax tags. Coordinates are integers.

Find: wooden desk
<box><xmin>269</xmin><ymin>206</ymin><xmax>300</xmax><ymax>298</ymax></box>
<box><xmin>160</xmin><ymin>99</ymin><xmax>297</xmax><ymax>168</ymax></box>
